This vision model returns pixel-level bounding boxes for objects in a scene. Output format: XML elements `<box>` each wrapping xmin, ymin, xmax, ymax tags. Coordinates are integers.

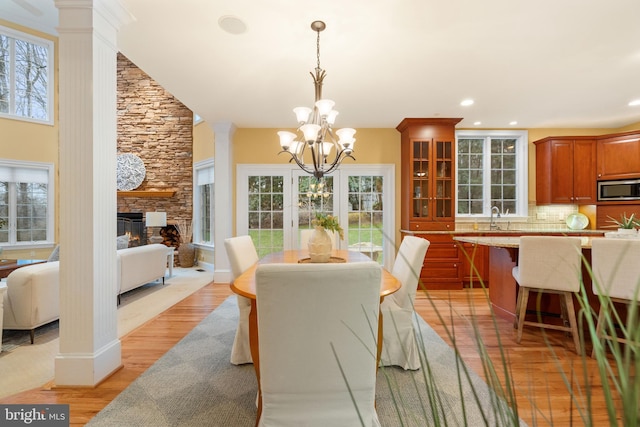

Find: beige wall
<box><xmin>193</xmin><ymin>121</ymin><xmax>214</xmax><ymax>161</ymax></box>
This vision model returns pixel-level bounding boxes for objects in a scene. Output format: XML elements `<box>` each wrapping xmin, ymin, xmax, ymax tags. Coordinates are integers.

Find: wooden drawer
<box><xmin>407</xmin><ymin>233</ymin><xmax>462</xmax><ymax>289</ymax></box>
<box><xmin>408</xmin><ymin>221</ymin><xmax>454</xmax><ymax>232</ymax></box>
<box><xmin>423</xmin><ymin>261</ymin><xmax>460</xmax><ymax>279</ymax></box>
<box><xmin>427</xmin><ymin>242</ymin><xmax>459</xmax><ymax>259</ymax></box>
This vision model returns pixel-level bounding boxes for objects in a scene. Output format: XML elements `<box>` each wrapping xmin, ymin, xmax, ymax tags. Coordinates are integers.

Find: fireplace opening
<box><xmin>117</xmin><ymin>212</ymin><xmax>146</xmax><ymax>247</ymax></box>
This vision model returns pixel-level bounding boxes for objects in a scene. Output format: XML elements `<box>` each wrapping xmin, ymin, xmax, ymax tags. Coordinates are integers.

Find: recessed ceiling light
<box><xmin>218</xmin><ymin>15</ymin><xmax>247</xmax><ymax>35</ymax></box>
<box><xmin>629</xmin><ymin>99</ymin><xmax>640</xmax><ymax>107</ymax></box>
<box><xmin>473</xmin><ymin>121</ymin><xmax>481</xmax><ymax>126</ymax></box>
<box><xmin>460</xmin><ymin>99</ymin><xmax>474</xmax><ymax>106</ymax></box>
<box><xmin>509</xmin><ymin>121</ymin><xmax>518</xmax><ymax>126</ymax></box>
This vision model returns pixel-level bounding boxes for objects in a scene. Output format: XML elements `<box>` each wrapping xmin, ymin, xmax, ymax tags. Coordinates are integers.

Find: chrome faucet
<box><xmin>490</xmin><ymin>206</ymin><xmax>501</xmax><ymax>230</ymax></box>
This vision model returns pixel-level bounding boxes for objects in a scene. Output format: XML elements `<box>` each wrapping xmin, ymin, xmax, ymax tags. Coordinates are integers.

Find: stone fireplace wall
<box><xmin>116</xmin><ymin>53</ymin><xmax>193</xmax><ymax>248</ymax></box>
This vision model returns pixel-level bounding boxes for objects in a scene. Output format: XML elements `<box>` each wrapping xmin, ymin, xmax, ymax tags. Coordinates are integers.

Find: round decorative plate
<box><xmin>566</xmin><ymin>212</ymin><xmax>589</xmax><ymax>230</ymax></box>
<box><xmin>116</xmin><ymin>154</ymin><xmax>146</xmax><ymax>191</ymax></box>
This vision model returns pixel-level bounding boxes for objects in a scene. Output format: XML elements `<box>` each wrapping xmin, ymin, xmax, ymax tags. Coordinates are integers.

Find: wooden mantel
<box><xmin>117</xmin><ymin>190</ymin><xmax>176</xmax><ymax>198</ymax></box>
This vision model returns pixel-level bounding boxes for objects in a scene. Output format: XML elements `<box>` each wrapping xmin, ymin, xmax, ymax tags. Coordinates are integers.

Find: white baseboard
<box><xmin>196</xmin><ymin>261</ymin><xmax>214</xmax><ymax>271</ymax></box>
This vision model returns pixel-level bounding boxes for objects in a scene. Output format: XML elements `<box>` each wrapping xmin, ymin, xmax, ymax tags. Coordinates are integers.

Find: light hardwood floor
<box><xmin>0</xmin><ymin>284</ymin><xmax>622</xmax><ymax>426</ymax></box>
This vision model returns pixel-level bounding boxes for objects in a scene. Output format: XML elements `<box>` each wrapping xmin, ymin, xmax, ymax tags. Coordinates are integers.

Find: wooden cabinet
<box><xmin>597</xmin><ymin>131</ymin><xmax>640</xmax><ymax>180</ymax></box>
<box><xmin>412</xmin><ymin>233</ymin><xmax>461</xmax><ymax>290</ymax></box>
<box><xmin>534</xmin><ymin>137</ymin><xmax>596</xmax><ymax>204</ymax></box>
<box><xmin>458</xmin><ymin>241</ymin><xmax>488</xmax><ymax>287</ymax></box>
<box><xmin>596</xmin><ymin>203</ymin><xmax>640</xmax><ymax>229</ymax></box>
<box><xmin>397</xmin><ymin>118</ymin><xmax>462</xmax><ymax>231</ymax></box>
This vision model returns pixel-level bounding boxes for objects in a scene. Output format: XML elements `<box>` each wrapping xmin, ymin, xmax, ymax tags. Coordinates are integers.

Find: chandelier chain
<box><xmin>316</xmin><ymin>29</ymin><xmax>321</xmax><ymax>72</ymax></box>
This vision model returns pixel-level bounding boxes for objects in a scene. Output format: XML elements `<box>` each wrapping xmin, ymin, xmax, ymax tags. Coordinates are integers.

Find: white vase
<box><xmin>308</xmin><ymin>226</ymin><xmax>332</xmax><ymax>263</ymax></box>
<box><xmin>617</xmin><ymin>228</ymin><xmax>637</xmax><ymax>235</ymax></box>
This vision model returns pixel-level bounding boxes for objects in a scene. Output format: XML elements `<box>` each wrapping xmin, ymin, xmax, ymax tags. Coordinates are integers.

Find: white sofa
<box><xmin>2</xmin><ymin>261</ymin><xmax>60</xmax><ymax>344</ymax></box>
<box><xmin>117</xmin><ymin>243</ymin><xmax>169</xmax><ymax>303</ymax></box>
<box><xmin>2</xmin><ymin>243</ymin><xmax>170</xmax><ymax>343</ymax></box>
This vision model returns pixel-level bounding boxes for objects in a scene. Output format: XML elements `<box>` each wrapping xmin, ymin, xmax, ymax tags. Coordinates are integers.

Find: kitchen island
<box><xmin>452</xmin><ymin>235</ymin><xmax>601</xmax><ymax>322</ymax></box>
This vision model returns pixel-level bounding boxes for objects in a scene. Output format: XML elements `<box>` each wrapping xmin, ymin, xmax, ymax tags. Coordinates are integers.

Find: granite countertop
<box><xmin>402</xmin><ymin>228</ymin><xmax>607</xmax><ymax>236</ymax></box>
<box><xmin>452</xmin><ymin>235</ymin><xmax>598</xmax><ymax>248</ymax></box>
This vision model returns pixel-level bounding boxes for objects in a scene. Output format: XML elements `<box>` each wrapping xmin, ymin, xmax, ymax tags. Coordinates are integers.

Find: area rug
<box><xmin>0</xmin><ymin>267</ymin><xmax>213</xmax><ymax>399</ymax></box>
<box><xmin>87</xmin><ymin>295</ymin><xmax>525</xmax><ymax>427</ymax></box>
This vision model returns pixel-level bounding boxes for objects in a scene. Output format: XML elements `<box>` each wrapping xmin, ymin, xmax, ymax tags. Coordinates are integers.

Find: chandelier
<box><xmin>277</xmin><ymin>20</ymin><xmax>356</xmax><ymax>180</ymax></box>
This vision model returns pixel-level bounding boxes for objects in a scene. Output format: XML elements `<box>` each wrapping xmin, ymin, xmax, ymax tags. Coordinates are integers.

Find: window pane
<box><xmin>198</xmin><ymin>183</ymin><xmax>211</xmax><ymax>243</ymax></box>
<box><xmin>457</xmin><ymin>132</ymin><xmax>526</xmax><ymax>216</ymax></box>
<box><xmin>247</xmin><ymin>174</ymin><xmax>285</xmax><ymax>257</ymax></box>
<box><xmin>0</xmin><ymin>29</ymin><xmax>51</xmax><ymax>122</ymax></box>
<box><xmin>15</xmin><ymin>182</ymin><xmax>47</xmax><ymax>243</ymax></box>
<box><xmin>346</xmin><ymin>174</ymin><xmax>384</xmax><ymax>264</ymax></box>
<box><xmin>14</xmin><ymin>39</ymin><xmax>48</xmax><ymax>120</ymax></box>
<box><xmin>0</xmin><ymin>35</ymin><xmax>9</xmax><ymax>114</ymax></box>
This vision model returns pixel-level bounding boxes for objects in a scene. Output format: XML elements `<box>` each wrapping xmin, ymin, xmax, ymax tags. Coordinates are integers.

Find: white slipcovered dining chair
<box><xmin>255</xmin><ymin>261</ymin><xmax>382</xmax><ymax>427</ymax></box>
<box><xmin>224</xmin><ymin>235</ymin><xmax>259</xmax><ymax>365</ymax></box>
<box><xmin>512</xmin><ymin>236</ymin><xmax>583</xmax><ymax>354</ymax></box>
<box><xmin>380</xmin><ymin>235</ymin><xmax>430</xmax><ymax>370</ymax></box>
<box><xmin>590</xmin><ymin>238</ymin><xmax>640</xmax><ymax>358</ymax></box>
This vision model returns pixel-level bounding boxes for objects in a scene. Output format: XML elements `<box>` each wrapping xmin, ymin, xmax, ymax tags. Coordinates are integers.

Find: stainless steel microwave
<box><xmin>598</xmin><ymin>179</ymin><xmax>640</xmax><ymax>201</ymax></box>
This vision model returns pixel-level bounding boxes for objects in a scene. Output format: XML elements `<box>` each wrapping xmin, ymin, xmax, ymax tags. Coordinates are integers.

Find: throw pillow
<box><xmin>47</xmin><ymin>244</ymin><xmax>60</xmax><ymax>262</ymax></box>
<box><xmin>116</xmin><ymin>234</ymin><xmax>130</xmax><ymax>250</ymax></box>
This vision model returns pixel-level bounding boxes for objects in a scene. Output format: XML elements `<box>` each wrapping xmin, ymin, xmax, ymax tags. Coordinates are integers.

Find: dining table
<box><xmin>230</xmin><ymin>249</ymin><xmax>401</xmax><ymax>393</ymax></box>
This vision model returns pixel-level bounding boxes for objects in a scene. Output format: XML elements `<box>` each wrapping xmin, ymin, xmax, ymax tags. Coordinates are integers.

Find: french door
<box><xmin>236</xmin><ymin>164</ymin><xmax>394</xmax><ymax>269</ymax></box>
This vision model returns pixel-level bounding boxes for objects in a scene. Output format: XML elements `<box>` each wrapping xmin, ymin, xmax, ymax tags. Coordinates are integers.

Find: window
<box><xmin>456</xmin><ymin>130</ymin><xmax>528</xmax><ymax>218</ymax></box>
<box><xmin>193</xmin><ymin>159</ymin><xmax>213</xmax><ymax>246</ymax></box>
<box><xmin>0</xmin><ymin>160</ymin><xmax>54</xmax><ymax>248</ymax></box>
<box><xmin>236</xmin><ymin>164</ymin><xmax>395</xmax><ymax>269</ymax></box>
<box><xmin>0</xmin><ymin>25</ymin><xmax>54</xmax><ymax>124</ymax></box>
<box><xmin>237</xmin><ymin>167</ymin><xmax>289</xmax><ymax>258</ymax></box>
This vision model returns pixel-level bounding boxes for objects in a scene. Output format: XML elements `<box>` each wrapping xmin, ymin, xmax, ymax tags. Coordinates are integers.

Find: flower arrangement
<box><xmin>311</xmin><ymin>212</ymin><xmax>344</xmax><ymax>240</ymax></box>
<box><xmin>606</xmin><ymin>212</ymin><xmax>640</xmax><ymax>229</ymax></box>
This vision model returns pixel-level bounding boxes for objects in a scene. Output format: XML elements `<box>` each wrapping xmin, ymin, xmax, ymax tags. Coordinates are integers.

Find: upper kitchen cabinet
<box><xmin>534</xmin><ymin>136</ymin><xmax>596</xmax><ymax>205</ymax></box>
<box><xmin>397</xmin><ymin>118</ymin><xmax>462</xmax><ymax>231</ymax></box>
<box><xmin>597</xmin><ymin>131</ymin><xmax>640</xmax><ymax>181</ymax></box>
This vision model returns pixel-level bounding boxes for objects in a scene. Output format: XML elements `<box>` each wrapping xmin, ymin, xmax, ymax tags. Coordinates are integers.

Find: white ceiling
<box><xmin>2</xmin><ymin>0</ymin><xmax>640</xmax><ymax>130</ymax></box>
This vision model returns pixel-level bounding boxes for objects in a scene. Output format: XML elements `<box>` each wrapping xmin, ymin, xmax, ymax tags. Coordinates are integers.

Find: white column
<box><xmin>212</xmin><ymin>122</ymin><xmax>236</xmax><ymax>284</ymax></box>
<box><xmin>54</xmin><ymin>0</ymin><xmax>133</xmax><ymax>386</ymax></box>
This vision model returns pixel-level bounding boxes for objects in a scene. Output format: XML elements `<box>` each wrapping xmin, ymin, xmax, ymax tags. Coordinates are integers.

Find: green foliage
<box><xmin>606</xmin><ymin>212</ymin><xmax>640</xmax><ymax>229</ymax></box>
<box><xmin>311</xmin><ymin>212</ymin><xmax>344</xmax><ymax>240</ymax></box>
<box><xmin>376</xmin><ymin>235</ymin><xmax>639</xmax><ymax>426</ymax></box>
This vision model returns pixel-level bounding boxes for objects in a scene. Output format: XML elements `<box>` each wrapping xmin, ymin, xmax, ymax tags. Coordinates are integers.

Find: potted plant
<box><xmin>175</xmin><ymin>219</ymin><xmax>195</xmax><ymax>267</ymax></box>
<box><xmin>606</xmin><ymin>212</ymin><xmax>640</xmax><ymax>234</ymax></box>
<box><xmin>307</xmin><ymin>212</ymin><xmax>344</xmax><ymax>263</ymax></box>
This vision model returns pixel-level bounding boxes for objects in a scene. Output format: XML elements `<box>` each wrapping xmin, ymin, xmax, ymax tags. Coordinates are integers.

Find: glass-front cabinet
<box><xmin>398</xmin><ymin>118</ymin><xmax>461</xmax><ymax>231</ymax></box>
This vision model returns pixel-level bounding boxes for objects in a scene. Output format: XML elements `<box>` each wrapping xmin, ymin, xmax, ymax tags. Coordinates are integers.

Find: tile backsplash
<box><xmin>455</xmin><ymin>204</ymin><xmax>594</xmax><ymax>231</ymax></box>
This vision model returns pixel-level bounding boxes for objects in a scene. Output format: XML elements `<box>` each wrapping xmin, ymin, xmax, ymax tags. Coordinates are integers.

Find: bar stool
<box><xmin>512</xmin><ymin>236</ymin><xmax>583</xmax><ymax>354</ymax></box>
<box><xmin>590</xmin><ymin>238</ymin><xmax>640</xmax><ymax>358</ymax></box>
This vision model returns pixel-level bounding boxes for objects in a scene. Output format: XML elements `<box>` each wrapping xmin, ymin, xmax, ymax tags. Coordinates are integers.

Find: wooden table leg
<box><xmin>377</xmin><ymin>307</ymin><xmax>384</xmax><ymax>368</ymax></box>
<box><xmin>249</xmin><ymin>300</ymin><xmax>262</xmax><ymax>427</ymax></box>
